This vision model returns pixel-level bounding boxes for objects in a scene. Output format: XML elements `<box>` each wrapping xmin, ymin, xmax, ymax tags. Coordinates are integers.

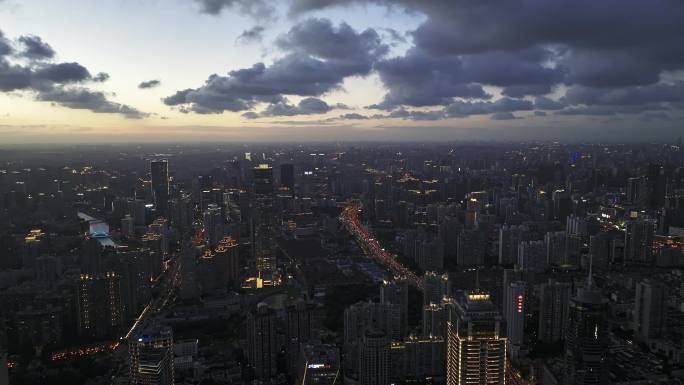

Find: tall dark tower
<box><xmin>253</xmin><ymin>164</ymin><xmax>276</xmax><ymax>273</ymax></box>
<box><xmin>564</xmin><ymin>267</ymin><xmax>608</xmax><ymax>385</ymax></box>
<box><xmin>151</xmin><ymin>159</ymin><xmax>169</xmax><ymax>217</ymax></box>
<box><xmin>280</xmin><ymin>164</ymin><xmax>295</xmax><ymax>192</ymax></box>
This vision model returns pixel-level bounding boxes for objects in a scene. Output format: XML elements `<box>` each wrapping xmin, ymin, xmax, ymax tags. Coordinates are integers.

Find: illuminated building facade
<box><xmin>129</xmin><ymin>326</ymin><xmax>175</xmax><ymax>385</ymax></box>
<box><xmin>446</xmin><ymin>290</ymin><xmax>507</xmax><ymax>385</ymax></box>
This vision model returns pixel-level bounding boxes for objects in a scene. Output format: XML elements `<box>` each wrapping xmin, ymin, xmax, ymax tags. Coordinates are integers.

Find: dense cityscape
<box><xmin>0</xmin><ymin>141</ymin><xmax>682</xmax><ymax>385</ymax></box>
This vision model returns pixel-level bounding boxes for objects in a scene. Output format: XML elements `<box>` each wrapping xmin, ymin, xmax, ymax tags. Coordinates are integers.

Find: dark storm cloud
<box><xmin>194</xmin><ymin>0</ymin><xmax>274</xmax><ymax>19</ymax></box>
<box><xmin>444</xmin><ymin>98</ymin><xmax>533</xmax><ymax>118</ymax></box>
<box><xmin>33</xmin><ymin>62</ymin><xmax>91</xmax><ymax>84</ymax></box>
<box><xmin>490</xmin><ymin>112</ymin><xmax>517</xmax><ymax>120</ymax></box>
<box><xmin>37</xmin><ymin>87</ymin><xmax>148</xmax><ymax>119</ymax></box>
<box><xmin>371</xmin><ymin>48</ymin><xmax>489</xmax><ymax>109</ymax></box>
<box><xmin>534</xmin><ymin>96</ymin><xmax>566</xmax><ymax>111</ymax></box>
<box><xmin>282</xmin><ymin>0</ymin><xmax>684</xmax><ymax>120</ymax></box>
<box><xmin>261</xmin><ymin>97</ymin><xmax>333</xmax><ymax>117</ymax></box>
<box><xmin>138</xmin><ymin>79</ymin><xmax>161</xmax><ymax>89</ymax></box>
<box><xmin>339</xmin><ymin>112</ymin><xmax>369</xmax><ymax>120</ymax></box>
<box><xmin>276</xmin><ymin>18</ymin><xmax>387</xmax><ymax>64</ymax></box>
<box><xmin>165</xmin><ymin>19</ymin><xmax>387</xmax><ymax>114</ymax></box>
<box><xmin>17</xmin><ymin>35</ymin><xmax>55</xmax><ymax>59</ymax></box>
<box><xmin>236</xmin><ymin>26</ymin><xmax>265</xmax><ymax>44</ymax></box>
<box><xmin>0</xmin><ymin>28</ymin><xmax>146</xmax><ymax>118</ymax></box>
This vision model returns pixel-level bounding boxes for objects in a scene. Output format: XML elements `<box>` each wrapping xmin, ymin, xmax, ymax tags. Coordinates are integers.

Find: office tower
<box><xmin>298</xmin><ymin>343</ymin><xmax>340</xmax><ymax>385</ymax></box>
<box><xmin>76</xmin><ymin>272</ymin><xmax>123</xmax><ymax>338</ymax></box>
<box><xmin>627</xmin><ymin>176</ymin><xmax>647</xmax><ymax>207</ymax></box>
<box><xmin>253</xmin><ymin>164</ymin><xmax>277</xmax><ymax>273</ymax></box>
<box><xmin>624</xmin><ymin>220</ymin><xmax>654</xmax><ymax>265</ymax></box>
<box><xmin>142</xmin><ymin>232</ymin><xmax>164</xmax><ymax>280</ymax></box>
<box><xmin>538</xmin><ymin>279</ymin><xmax>571</xmax><ymax>343</ymax></box>
<box><xmin>151</xmin><ymin>159</ymin><xmax>170</xmax><ymax>216</ymax></box>
<box><xmin>129</xmin><ymin>326</ymin><xmax>174</xmax><ymax>385</ymax></box>
<box><xmin>280</xmin><ymin>163</ymin><xmax>295</xmax><ymax>192</ymax></box>
<box><xmin>214</xmin><ymin>235</ymin><xmax>240</xmax><ymax>285</ymax></box>
<box><xmin>203</xmin><ymin>203</ymin><xmax>225</xmax><ymax>248</ymax></box>
<box><xmin>446</xmin><ymin>290</ymin><xmax>507</xmax><ymax>385</ymax></box>
<box><xmin>247</xmin><ymin>302</ymin><xmax>278</xmax><ymax>380</ymax></box>
<box><xmin>505</xmin><ymin>281</ymin><xmax>526</xmax><ymax>357</ymax></box>
<box><xmin>287</xmin><ymin>299</ymin><xmax>315</xmax><ymax>374</ymax></box>
<box><xmin>518</xmin><ymin>240</ymin><xmax>546</xmax><ymax>272</ymax></box>
<box><xmin>565</xmin><ymin>273</ymin><xmax>608</xmax><ymax>385</ymax></box>
<box><xmin>456</xmin><ymin>229</ymin><xmax>485</xmax><ymax>267</ymax></box>
<box><xmin>633</xmin><ymin>279</ymin><xmax>666</xmax><ymax>343</ymax></box>
<box><xmin>381</xmin><ymin>278</ymin><xmax>408</xmax><ymax>339</ymax></box>
<box><xmin>390</xmin><ymin>336</ymin><xmax>446</xmax><ymax>383</ymax></box>
<box><xmin>423</xmin><ymin>271</ymin><xmax>449</xmax><ymax>306</ymax></box>
<box><xmin>358</xmin><ymin>328</ymin><xmax>390</xmax><ymax>385</ymax></box>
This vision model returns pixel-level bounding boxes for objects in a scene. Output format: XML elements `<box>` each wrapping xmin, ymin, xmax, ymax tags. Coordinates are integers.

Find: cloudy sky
<box><xmin>1</xmin><ymin>0</ymin><xmax>683</xmax><ymax>143</ymax></box>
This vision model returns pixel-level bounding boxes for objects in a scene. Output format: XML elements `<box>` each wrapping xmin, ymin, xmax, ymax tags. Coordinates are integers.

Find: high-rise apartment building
<box><xmin>247</xmin><ymin>302</ymin><xmax>278</xmax><ymax>380</ymax></box>
<box><xmin>358</xmin><ymin>328</ymin><xmax>390</xmax><ymax>385</ymax></box>
<box><xmin>76</xmin><ymin>272</ymin><xmax>123</xmax><ymax>338</ymax></box>
<box><xmin>633</xmin><ymin>279</ymin><xmax>666</xmax><ymax>343</ymax></box>
<box><xmin>505</xmin><ymin>281</ymin><xmax>526</xmax><ymax>358</ymax></box>
<box><xmin>538</xmin><ymin>279</ymin><xmax>571</xmax><ymax>343</ymax></box>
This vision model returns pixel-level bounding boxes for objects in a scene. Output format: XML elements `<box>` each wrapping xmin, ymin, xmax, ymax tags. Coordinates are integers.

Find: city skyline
<box><xmin>2</xmin><ymin>0</ymin><xmax>684</xmax><ymax>144</ymax></box>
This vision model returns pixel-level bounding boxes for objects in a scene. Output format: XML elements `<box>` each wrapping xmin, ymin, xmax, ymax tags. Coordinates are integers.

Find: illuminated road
<box><xmin>340</xmin><ymin>202</ymin><xmax>423</xmax><ymax>291</ymax></box>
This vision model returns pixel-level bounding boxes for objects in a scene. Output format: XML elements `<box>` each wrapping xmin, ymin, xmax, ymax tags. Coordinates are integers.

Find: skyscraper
<box><xmin>253</xmin><ymin>164</ymin><xmax>276</xmax><ymax>273</ymax></box>
<box><xmin>380</xmin><ymin>278</ymin><xmax>409</xmax><ymax>339</ymax></box>
<box><xmin>151</xmin><ymin>159</ymin><xmax>170</xmax><ymax>217</ymax></box>
<box><xmin>446</xmin><ymin>290</ymin><xmax>507</xmax><ymax>385</ymax></box>
<box><xmin>624</xmin><ymin>220</ymin><xmax>654</xmax><ymax>265</ymax></box>
<box><xmin>247</xmin><ymin>302</ymin><xmax>278</xmax><ymax>380</ymax></box>
<box><xmin>280</xmin><ymin>163</ymin><xmax>295</xmax><ymax>192</ymax></box>
<box><xmin>129</xmin><ymin>325</ymin><xmax>175</xmax><ymax>385</ymax></box>
<box><xmin>564</xmin><ymin>273</ymin><xmax>608</xmax><ymax>385</ymax></box>
<box><xmin>287</xmin><ymin>299</ymin><xmax>315</xmax><ymax>375</ymax></box>
<box><xmin>358</xmin><ymin>328</ymin><xmax>390</xmax><ymax>385</ymax></box>
<box><xmin>633</xmin><ymin>279</ymin><xmax>666</xmax><ymax>343</ymax></box>
<box><xmin>538</xmin><ymin>279</ymin><xmax>571</xmax><ymax>343</ymax></box>
<box><xmin>505</xmin><ymin>281</ymin><xmax>526</xmax><ymax>358</ymax></box>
